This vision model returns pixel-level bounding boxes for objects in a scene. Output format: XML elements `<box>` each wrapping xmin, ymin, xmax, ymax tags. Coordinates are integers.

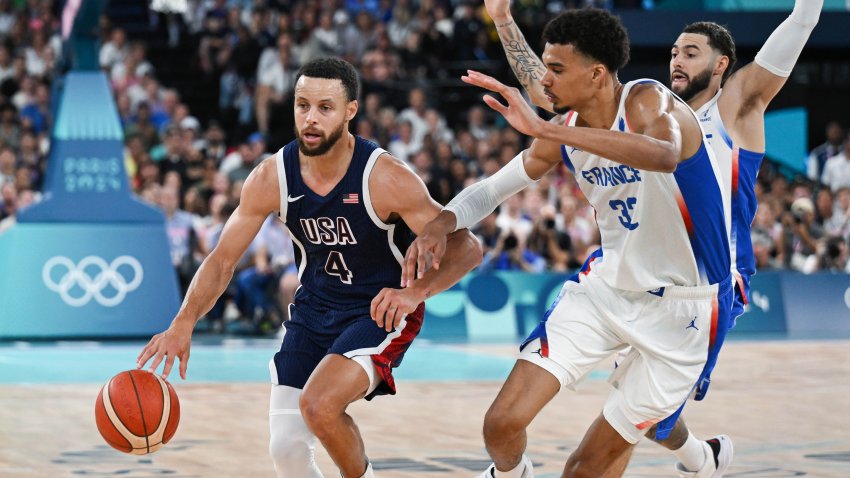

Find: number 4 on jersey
<box><xmin>325</xmin><ymin>251</ymin><xmax>353</xmax><ymax>284</ymax></box>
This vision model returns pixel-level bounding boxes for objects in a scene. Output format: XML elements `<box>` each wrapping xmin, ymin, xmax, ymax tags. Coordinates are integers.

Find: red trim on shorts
<box><xmin>370</xmin><ymin>302</ymin><xmax>425</xmax><ymax>395</ymax></box>
<box><xmin>636</xmin><ymin>418</ymin><xmax>660</xmax><ymax>430</ymax></box>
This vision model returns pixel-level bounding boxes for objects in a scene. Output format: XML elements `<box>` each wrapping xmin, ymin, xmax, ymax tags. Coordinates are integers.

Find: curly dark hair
<box><xmin>542</xmin><ymin>8</ymin><xmax>630</xmax><ymax>73</ymax></box>
<box><xmin>295</xmin><ymin>57</ymin><xmax>361</xmax><ymax>102</ymax></box>
<box><xmin>682</xmin><ymin>22</ymin><xmax>737</xmax><ymax>83</ymax></box>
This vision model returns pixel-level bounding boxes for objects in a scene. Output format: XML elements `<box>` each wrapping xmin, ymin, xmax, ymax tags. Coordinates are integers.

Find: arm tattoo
<box><xmin>498</xmin><ymin>22</ymin><xmax>547</xmax><ymax>90</ymax></box>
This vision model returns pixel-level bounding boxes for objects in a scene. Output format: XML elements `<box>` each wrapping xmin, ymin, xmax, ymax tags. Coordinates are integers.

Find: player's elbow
<box><xmin>651</xmin><ymin>146</ymin><xmax>679</xmax><ymax>173</ymax></box>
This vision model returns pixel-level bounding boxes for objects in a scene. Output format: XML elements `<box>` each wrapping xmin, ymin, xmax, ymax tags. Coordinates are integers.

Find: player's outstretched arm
<box><xmin>464</xmin><ymin>71</ymin><xmax>683</xmax><ymax>172</ymax></box>
<box><xmin>401</xmin><ymin>133</ymin><xmax>563</xmax><ymax>285</ymax></box>
<box><xmin>369</xmin><ymin>154</ymin><xmax>484</xmax><ymax>331</ymax></box>
<box><xmin>485</xmin><ymin>0</ymin><xmax>551</xmax><ymax>112</ymax></box>
<box><xmin>721</xmin><ymin>0</ymin><xmax>822</xmax><ymax>140</ymax></box>
<box><xmin>136</xmin><ymin>157</ymin><xmax>279</xmax><ymax>379</ymax></box>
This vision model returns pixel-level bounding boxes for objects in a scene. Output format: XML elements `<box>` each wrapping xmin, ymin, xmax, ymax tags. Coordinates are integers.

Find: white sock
<box><xmin>673</xmin><ymin>433</ymin><xmax>708</xmax><ymax>472</ymax></box>
<box><xmin>493</xmin><ymin>455</ymin><xmax>528</xmax><ymax>478</ymax></box>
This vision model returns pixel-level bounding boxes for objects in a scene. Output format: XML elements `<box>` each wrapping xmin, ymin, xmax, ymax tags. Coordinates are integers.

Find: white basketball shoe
<box><xmin>476</xmin><ymin>455</ymin><xmax>534</xmax><ymax>478</ymax></box>
<box><xmin>676</xmin><ymin>435</ymin><xmax>733</xmax><ymax>478</ymax></box>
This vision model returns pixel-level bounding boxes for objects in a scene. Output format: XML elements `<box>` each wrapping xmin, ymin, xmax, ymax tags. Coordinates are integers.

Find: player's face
<box><xmin>294</xmin><ymin>76</ymin><xmax>357</xmax><ymax>157</ymax></box>
<box><xmin>540</xmin><ymin>43</ymin><xmax>598</xmax><ymax>114</ymax></box>
<box><xmin>670</xmin><ymin>33</ymin><xmax>719</xmax><ymax>102</ymax></box>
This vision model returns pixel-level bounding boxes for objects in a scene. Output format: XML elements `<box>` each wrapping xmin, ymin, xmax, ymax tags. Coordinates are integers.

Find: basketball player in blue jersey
<box><xmin>482</xmin><ymin>1</ymin><xmax>824</xmax><ymax>476</ymax></box>
<box><xmin>136</xmin><ymin>58</ymin><xmax>482</xmax><ymax>478</ymax></box>
<box><xmin>405</xmin><ymin>9</ymin><xmax>732</xmax><ymax>478</ymax></box>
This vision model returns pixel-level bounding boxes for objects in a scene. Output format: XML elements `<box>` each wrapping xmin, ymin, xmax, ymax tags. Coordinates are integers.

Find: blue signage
<box><xmin>0</xmin><ymin>224</ymin><xmax>180</xmax><ymax>338</ymax></box>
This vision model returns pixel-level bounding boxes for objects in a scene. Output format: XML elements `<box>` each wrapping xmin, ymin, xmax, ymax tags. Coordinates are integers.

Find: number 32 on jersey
<box><xmin>609</xmin><ymin>197</ymin><xmax>639</xmax><ymax>230</ymax></box>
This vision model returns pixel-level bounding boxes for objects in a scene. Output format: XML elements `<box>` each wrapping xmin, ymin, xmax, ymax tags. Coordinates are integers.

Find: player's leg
<box><xmin>269</xmin><ymin>384</ymin><xmax>324</xmax><ymax>478</ymax></box>
<box><xmin>562</xmin><ymin>413</ymin><xmax>636</xmax><ymax>478</ymax></box>
<box><xmin>268</xmin><ymin>317</ymin><xmax>328</xmax><ymax>478</ymax></box>
<box><xmin>301</xmin><ymin>304</ymin><xmax>426</xmax><ymax>477</ymax></box>
<box><xmin>481</xmin><ymin>359</ymin><xmax>561</xmax><ymax>477</ymax></box>
<box><xmin>300</xmin><ymin>354</ymin><xmax>374</xmax><ymax>478</ymax></box>
<box><xmin>646</xmin><ymin>277</ymin><xmax>741</xmax><ymax>476</ymax></box>
<box><xmin>480</xmin><ymin>272</ymin><xmax>626</xmax><ymax>477</ymax></box>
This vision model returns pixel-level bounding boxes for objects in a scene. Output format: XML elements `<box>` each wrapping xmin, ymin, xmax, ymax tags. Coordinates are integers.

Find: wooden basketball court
<box><xmin>2</xmin><ymin>339</ymin><xmax>849</xmax><ymax>477</ymax></box>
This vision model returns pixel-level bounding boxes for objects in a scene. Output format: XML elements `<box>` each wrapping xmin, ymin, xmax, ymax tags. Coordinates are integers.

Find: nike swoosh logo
<box><xmin>287</xmin><ymin>194</ymin><xmax>304</xmax><ymax>203</ymax></box>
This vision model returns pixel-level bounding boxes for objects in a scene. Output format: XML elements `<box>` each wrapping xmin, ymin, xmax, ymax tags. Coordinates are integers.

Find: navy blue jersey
<box><xmin>274</xmin><ymin>136</ymin><xmax>415</xmax><ymax>308</ymax></box>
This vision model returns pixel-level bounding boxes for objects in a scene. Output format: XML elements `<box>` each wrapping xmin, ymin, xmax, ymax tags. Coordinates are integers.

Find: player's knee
<box><xmin>482</xmin><ymin>406</ymin><xmax>524</xmax><ymax>443</ymax></box>
<box><xmin>268</xmin><ymin>415</ymin><xmax>321</xmax><ymax>478</ymax></box>
<box><xmin>299</xmin><ymin>392</ymin><xmax>338</xmax><ymax>435</ymax></box>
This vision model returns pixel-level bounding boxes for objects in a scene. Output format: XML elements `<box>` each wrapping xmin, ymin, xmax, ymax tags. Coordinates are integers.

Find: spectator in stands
<box><xmin>19</xmin><ymin>80</ymin><xmax>50</xmax><ymax>134</ymax></box>
<box><xmin>808</xmin><ymin>122</ymin><xmax>844</xmax><ymax>183</ymax></box>
<box><xmin>786</xmin><ymin>197</ymin><xmax>825</xmax><ymax>272</ymax></box>
<box><xmin>397</xmin><ymin>87</ymin><xmax>429</xmax><ymax>145</ymax></box>
<box><xmin>479</xmin><ymin>231</ymin><xmax>546</xmax><ymax>273</ymax></box>
<box><xmin>0</xmin><ymin>180</ymin><xmax>15</xmax><ymax>220</ymax></box>
<box><xmin>99</xmin><ymin>27</ymin><xmax>129</xmax><ymax>72</ymax></box>
<box><xmin>236</xmin><ymin>215</ymin><xmax>299</xmax><ymax>332</ymax></box>
<box><xmin>0</xmin><ymin>102</ymin><xmax>19</xmax><ymax>150</ymax></box>
<box><xmin>527</xmin><ymin>204</ymin><xmax>572</xmax><ymax>271</ymax></box>
<box><xmin>0</xmin><ymin>145</ymin><xmax>14</xmax><ymax>187</ymax></box>
<box><xmin>159</xmin><ymin>185</ymin><xmax>201</xmax><ymax>294</ymax></box>
<box><xmin>822</xmin><ymin>134</ymin><xmax>850</xmax><ymax>193</ymax></box>
<box><xmin>388</xmin><ymin>120</ymin><xmax>420</xmax><ymax>164</ymax></box>
<box><xmin>255</xmin><ymin>33</ymin><xmax>296</xmax><ymax>136</ymax></box>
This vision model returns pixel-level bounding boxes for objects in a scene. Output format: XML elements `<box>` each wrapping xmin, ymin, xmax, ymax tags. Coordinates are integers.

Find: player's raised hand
<box><xmin>462</xmin><ymin>70</ymin><xmax>543</xmax><ymax>138</ymax></box>
<box><xmin>136</xmin><ymin>320</ymin><xmax>193</xmax><ymax>381</ymax></box>
<box><xmin>484</xmin><ymin>0</ymin><xmax>511</xmax><ymax>23</ymax></box>
<box><xmin>371</xmin><ymin>287</ymin><xmax>425</xmax><ymax>332</ymax></box>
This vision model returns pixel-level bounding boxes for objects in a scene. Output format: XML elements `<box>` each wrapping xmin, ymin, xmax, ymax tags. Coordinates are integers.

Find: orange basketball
<box><xmin>95</xmin><ymin>369</ymin><xmax>180</xmax><ymax>454</ymax></box>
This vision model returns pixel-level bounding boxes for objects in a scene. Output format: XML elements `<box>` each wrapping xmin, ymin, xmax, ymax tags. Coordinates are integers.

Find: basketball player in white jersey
<box><xmin>137</xmin><ymin>58</ymin><xmax>482</xmax><ymax>478</ymax></box>
<box><xmin>482</xmin><ymin>1</ymin><xmax>823</xmax><ymax>476</ymax></box>
<box><xmin>405</xmin><ymin>9</ymin><xmax>732</xmax><ymax>477</ymax></box>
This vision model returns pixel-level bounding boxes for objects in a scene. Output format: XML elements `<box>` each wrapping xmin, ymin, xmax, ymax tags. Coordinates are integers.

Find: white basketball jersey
<box><xmin>695</xmin><ymin>90</ymin><xmax>764</xmax><ymax>279</ymax></box>
<box><xmin>560</xmin><ymin>79</ymin><xmax>730</xmax><ymax>291</ymax></box>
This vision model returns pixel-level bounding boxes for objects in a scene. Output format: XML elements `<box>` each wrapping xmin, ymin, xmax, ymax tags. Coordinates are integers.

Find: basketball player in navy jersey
<box><xmin>136</xmin><ymin>58</ymin><xmax>482</xmax><ymax>478</ymax></box>
<box><xmin>406</xmin><ymin>9</ymin><xmax>732</xmax><ymax>478</ymax></box>
<box><xmin>483</xmin><ymin>1</ymin><xmax>823</xmax><ymax>475</ymax></box>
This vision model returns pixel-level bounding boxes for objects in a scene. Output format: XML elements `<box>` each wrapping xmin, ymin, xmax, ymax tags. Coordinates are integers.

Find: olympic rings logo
<box><xmin>42</xmin><ymin>256</ymin><xmax>144</xmax><ymax>307</ymax></box>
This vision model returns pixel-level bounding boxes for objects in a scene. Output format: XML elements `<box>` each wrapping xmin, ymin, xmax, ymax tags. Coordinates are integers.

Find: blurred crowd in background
<box><xmin>0</xmin><ymin>0</ymin><xmax>847</xmax><ymax>330</ymax></box>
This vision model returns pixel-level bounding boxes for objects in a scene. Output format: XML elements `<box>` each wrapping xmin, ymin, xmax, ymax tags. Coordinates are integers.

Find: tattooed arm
<box><xmin>486</xmin><ymin>0</ymin><xmax>552</xmax><ymax>112</ymax></box>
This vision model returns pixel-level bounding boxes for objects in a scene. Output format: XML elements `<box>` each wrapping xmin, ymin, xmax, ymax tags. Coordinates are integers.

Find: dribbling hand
<box><xmin>136</xmin><ymin>321</ymin><xmax>193</xmax><ymax>380</ymax></box>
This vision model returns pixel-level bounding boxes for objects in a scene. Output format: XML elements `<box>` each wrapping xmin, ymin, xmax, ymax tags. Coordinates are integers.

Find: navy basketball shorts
<box><xmin>270</xmin><ymin>301</ymin><xmax>424</xmax><ymax>399</ymax></box>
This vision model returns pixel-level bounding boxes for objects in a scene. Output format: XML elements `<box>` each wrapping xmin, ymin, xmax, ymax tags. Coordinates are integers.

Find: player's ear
<box><xmin>714</xmin><ymin>55</ymin><xmax>729</xmax><ymax>78</ymax></box>
<box><xmin>346</xmin><ymin>100</ymin><xmax>358</xmax><ymax>122</ymax></box>
<box><xmin>590</xmin><ymin>63</ymin><xmax>607</xmax><ymax>83</ymax></box>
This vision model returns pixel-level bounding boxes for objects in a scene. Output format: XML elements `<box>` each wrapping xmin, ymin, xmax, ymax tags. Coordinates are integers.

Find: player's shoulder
<box><xmin>625</xmin><ymin>80</ymin><xmax>673</xmax><ymax>107</ymax></box>
<box><xmin>241</xmin><ymin>153</ymin><xmax>281</xmax><ymax>208</ymax></box>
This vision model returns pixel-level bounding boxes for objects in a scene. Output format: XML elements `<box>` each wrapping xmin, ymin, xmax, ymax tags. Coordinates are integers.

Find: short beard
<box><xmin>296</xmin><ymin>121</ymin><xmax>347</xmax><ymax>156</ymax></box>
<box><xmin>672</xmin><ymin>67</ymin><xmax>712</xmax><ymax>102</ymax></box>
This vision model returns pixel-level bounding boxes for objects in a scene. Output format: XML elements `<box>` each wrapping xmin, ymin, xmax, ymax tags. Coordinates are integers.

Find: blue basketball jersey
<box><xmin>696</xmin><ymin>90</ymin><xmax>764</xmax><ymax>280</ymax></box>
<box><xmin>274</xmin><ymin>136</ymin><xmax>415</xmax><ymax>308</ymax></box>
